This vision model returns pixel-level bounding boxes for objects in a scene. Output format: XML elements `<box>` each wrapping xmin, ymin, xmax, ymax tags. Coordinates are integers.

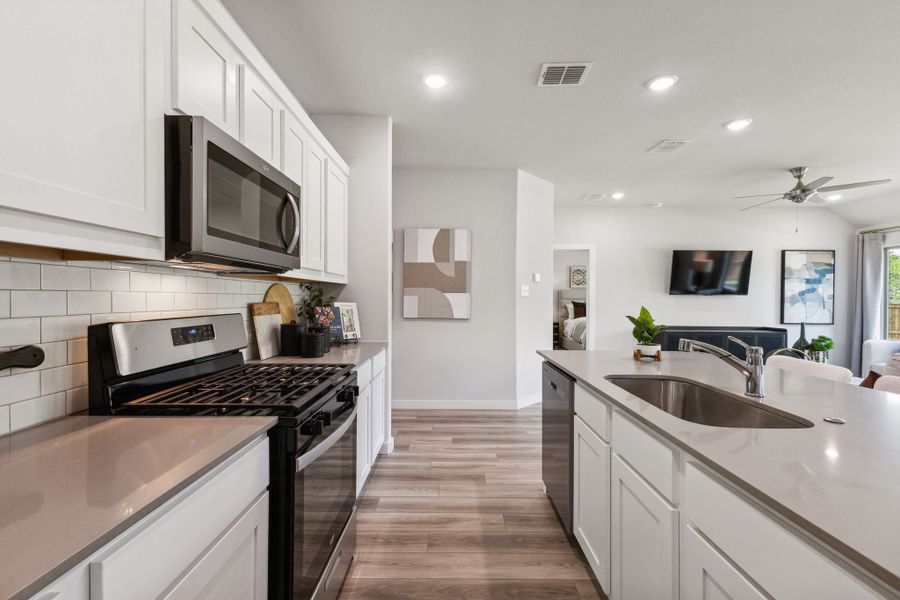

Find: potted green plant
<box><xmin>806</xmin><ymin>335</ymin><xmax>834</xmax><ymax>363</ymax></box>
<box><xmin>298</xmin><ymin>284</ymin><xmax>336</xmax><ymax>351</ymax></box>
<box><xmin>626</xmin><ymin>306</ymin><xmax>667</xmax><ymax>359</ymax></box>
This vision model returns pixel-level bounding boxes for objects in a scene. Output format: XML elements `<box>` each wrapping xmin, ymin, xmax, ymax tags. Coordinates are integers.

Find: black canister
<box><xmin>280</xmin><ymin>323</ymin><xmax>305</xmax><ymax>356</ymax></box>
<box><xmin>308</xmin><ymin>325</ymin><xmax>331</xmax><ymax>353</ymax></box>
<box><xmin>300</xmin><ymin>331</ymin><xmax>326</xmax><ymax>358</ymax></box>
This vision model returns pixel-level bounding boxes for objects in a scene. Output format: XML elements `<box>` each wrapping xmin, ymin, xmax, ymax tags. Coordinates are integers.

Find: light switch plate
<box><xmin>532</xmin><ymin>273</ymin><xmax>541</xmax><ymax>282</ymax></box>
<box><xmin>520</xmin><ymin>285</ymin><xmax>530</xmax><ymax>297</ymax></box>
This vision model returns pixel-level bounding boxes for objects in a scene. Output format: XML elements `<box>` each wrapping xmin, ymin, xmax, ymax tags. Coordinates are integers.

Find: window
<box><xmin>887</xmin><ymin>247</ymin><xmax>900</xmax><ymax>340</ymax></box>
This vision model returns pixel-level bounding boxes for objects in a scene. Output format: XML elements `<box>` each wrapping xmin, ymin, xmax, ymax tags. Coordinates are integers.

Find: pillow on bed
<box><xmin>884</xmin><ymin>353</ymin><xmax>900</xmax><ymax>376</ymax></box>
<box><xmin>572</xmin><ymin>301</ymin><xmax>586</xmax><ymax>318</ymax></box>
<box><xmin>565</xmin><ymin>302</ymin><xmax>575</xmax><ymax>319</ymax></box>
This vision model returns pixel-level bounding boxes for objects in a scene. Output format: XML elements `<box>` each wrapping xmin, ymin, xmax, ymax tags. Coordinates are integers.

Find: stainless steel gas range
<box><xmin>87</xmin><ymin>313</ymin><xmax>357</xmax><ymax>600</ymax></box>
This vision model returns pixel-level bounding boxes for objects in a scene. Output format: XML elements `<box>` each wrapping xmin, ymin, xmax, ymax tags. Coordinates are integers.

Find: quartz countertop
<box><xmin>539</xmin><ymin>350</ymin><xmax>900</xmax><ymax>592</ymax></box>
<box><xmin>258</xmin><ymin>341</ymin><xmax>387</xmax><ymax>367</ymax></box>
<box><xmin>0</xmin><ymin>415</ymin><xmax>276</xmax><ymax>600</ymax></box>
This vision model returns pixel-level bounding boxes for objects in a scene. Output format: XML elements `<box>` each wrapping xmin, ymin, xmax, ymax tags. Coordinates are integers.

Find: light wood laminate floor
<box><xmin>339</xmin><ymin>407</ymin><xmax>605</xmax><ymax>600</ymax></box>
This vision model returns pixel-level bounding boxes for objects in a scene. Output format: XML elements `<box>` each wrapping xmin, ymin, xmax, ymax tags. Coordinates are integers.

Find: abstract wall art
<box><xmin>403</xmin><ymin>228</ymin><xmax>471</xmax><ymax>319</ymax></box>
<box><xmin>781</xmin><ymin>250</ymin><xmax>835</xmax><ymax>324</ymax></box>
<box><xmin>569</xmin><ymin>265</ymin><xmax>587</xmax><ymax>288</ymax></box>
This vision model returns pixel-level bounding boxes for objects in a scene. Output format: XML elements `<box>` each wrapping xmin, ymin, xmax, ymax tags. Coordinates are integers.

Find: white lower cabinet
<box><xmin>30</xmin><ymin>437</ymin><xmax>269</xmax><ymax>600</ymax></box>
<box><xmin>610</xmin><ymin>453</ymin><xmax>678</xmax><ymax>600</ymax></box>
<box><xmin>681</xmin><ymin>523</ymin><xmax>766</xmax><ymax>600</ymax></box>
<box><xmin>356</xmin><ymin>381</ymin><xmax>372</xmax><ymax>495</ymax></box>
<box><xmin>369</xmin><ymin>370</ymin><xmax>386</xmax><ymax>462</ymax></box>
<box><xmin>355</xmin><ymin>351</ymin><xmax>387</xmax><ymax>497</ymax></box>
<box><xmin>573</xmin><ymin>416</ymin><xmax>611</xmax><ymax>595</ymax></box>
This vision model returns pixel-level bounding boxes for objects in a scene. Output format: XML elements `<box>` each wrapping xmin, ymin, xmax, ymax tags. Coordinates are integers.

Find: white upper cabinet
<box><xmin>301</xmin><ymin>140</ymin><xmax>327</xmax><ymax>273</ymax></box>
<box><xmin>0</xmin><ymin>0</ymin><xmax>168</xmax><ymax>254</ymax></box>
<box><xmin>325</xmin><ymin>162</ymin><xmax>349</xmax><ymax>278</ymax></box>
<box><xmin>172</xmin><ymin>0</ymin><xmax>240</xmax><ymax>137</ymax></box>
<box><xmin>240</xmin><ymin>66</ymin><xmax>284</xmax><ymax>167</ymax></box>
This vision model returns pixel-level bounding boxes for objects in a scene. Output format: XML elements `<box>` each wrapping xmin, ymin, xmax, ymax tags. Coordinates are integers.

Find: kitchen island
<box><xmin>539</xmin><ymin>350</ymin><xmax>900</xmax><ymax>599</ymax></box>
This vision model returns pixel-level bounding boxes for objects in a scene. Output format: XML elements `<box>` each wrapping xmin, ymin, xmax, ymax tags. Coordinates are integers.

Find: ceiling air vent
<box><xmin>538</xmin><ymin>63</ymin><xmax>593</xmax><ymax>86</ymax></box>
<box><xmin>647</xmin><ymin>139</ymin><xmax>692</xmax><ymax>153</ymax></box>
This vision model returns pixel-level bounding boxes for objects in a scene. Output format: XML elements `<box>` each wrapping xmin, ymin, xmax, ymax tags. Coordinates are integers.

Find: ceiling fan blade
<box><xmin>740</xmin><ymin>197</ymin><xmax>783</xmax><ymax>212</ymax></box>
<box><xmin>817</xmin><ymin>179</ymin><xmax>892</xmax><ymax>193</ymax></box>
<box><xmin>732</xmin><ymin>193</ymin><xmax>784</xmax><ymax>199</ymax></box>
<box><xmin>807</xmin><ymin>194</ymin><xmax>826</xmax><ymax>205</ymax></box>
<box><xmin>803</xmin><ymin>176</ymin><xmax>833</xmax><ymax>190</ymax></box>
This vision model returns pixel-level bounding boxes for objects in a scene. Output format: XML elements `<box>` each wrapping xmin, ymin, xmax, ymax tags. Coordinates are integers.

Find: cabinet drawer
<box><xmin>355</xmin><ymin>359</ymin><xmax>372</xmax><ymax>389</ymax></box>
<box><xmin>611</xmin><ymin>411</ymin><xmax>675</xmax><ymax>503</ymax></box>
<box><xmin>372</xmin><ymin>349</ymin><xmax>386</xmax><ymax>376</ymax></box>
<box><xmin>681</xmin><ymin>523</ymin><xmax>767</xmax><ymax>600</ymax></box>
<box><xmin>90</xmin><ymin>438</ymin><xmax>269</xmax><ymax>600</ymax></box>
<box><xmin>684</xmin><ymin>462</ymin><xmax>885</xmax><ymax>599</ymax></box>
<box><xmin>574</xmin><ymin>384</ymin><xmax>609</xmax><ymax>442</ymax></box>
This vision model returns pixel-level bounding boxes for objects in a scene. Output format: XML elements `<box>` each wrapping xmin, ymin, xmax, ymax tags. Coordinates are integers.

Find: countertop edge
<box><xmin>538</xmin><ymin>351</ymin><xmax>900</xmax><ymax>595</ymax></box>
<box><xmin>8</xmin><ymin>417</ymin><xmax>276</xmax><ymax>600</ymax></box>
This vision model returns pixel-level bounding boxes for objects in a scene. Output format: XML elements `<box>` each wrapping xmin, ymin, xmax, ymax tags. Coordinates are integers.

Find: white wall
<box><xmin>313</xmin><ymin>114</ymin><xmax>394</xmax><ymax>450</ymax></box>
<box><xmin>393</xmin><ymin>168</ymin><xmax>518</xmax><ymax>408</ymax></box>
<box><xmin>555</xmin><ymin>206</ymin><xmax>856</xmax><ymax>367</ymax></box>
<box><xmin>515</xmin><ymin>171</ymin><xmax>554</xmax><ymax>408</ymax></box>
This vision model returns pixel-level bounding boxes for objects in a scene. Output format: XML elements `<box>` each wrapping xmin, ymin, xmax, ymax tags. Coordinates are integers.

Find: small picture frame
<box><xmin>333</xmin><ymin>302</ymin><xmax>361</xmax><ymax>340</ymax></box>
<box><xmin>569</xmin><ymin>265</ymin><xmax>587</xmax><ymax>288</ymax></box>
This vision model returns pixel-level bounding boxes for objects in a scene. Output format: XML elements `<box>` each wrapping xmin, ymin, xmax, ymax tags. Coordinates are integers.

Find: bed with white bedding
<box><xmin>558</xmin><ymin>291</ymin><xmax>587</xmax><ymax>350</ymax></box>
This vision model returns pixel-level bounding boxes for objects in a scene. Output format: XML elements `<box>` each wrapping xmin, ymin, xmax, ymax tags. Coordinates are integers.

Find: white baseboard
<box><xmin>381</xmin><ymin>436</ymin><xmax>395</xmax><ymax>454</ymax></box>
<box><xmin>517</xmin><ymin>393</ymin><xmax>541</xmax><ymax>409</ymax></box>
<box><xmin>392</xmin><ymin>398</ymin><xmax>519</xmax><ymax>410</ymax></box>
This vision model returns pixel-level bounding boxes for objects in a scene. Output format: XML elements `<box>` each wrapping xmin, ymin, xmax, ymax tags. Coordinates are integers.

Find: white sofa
<box><xmin>861</xmin><ymin>340</ymin><xmax>900</xmax><ymax>375</ymax></box>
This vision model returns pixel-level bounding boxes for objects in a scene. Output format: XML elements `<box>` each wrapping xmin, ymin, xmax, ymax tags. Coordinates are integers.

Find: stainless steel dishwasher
<box><xmin>542</xmin><ymin>361</ymin><xmax>575</xmax><ymax>535</ymax></box>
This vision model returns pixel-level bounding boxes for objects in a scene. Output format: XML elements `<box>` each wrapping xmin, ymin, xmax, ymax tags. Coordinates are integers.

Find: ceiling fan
<box><xmin>734</xmin><ymin>166</ymin><xmax>891</xmax><ymax>212</ymax></box>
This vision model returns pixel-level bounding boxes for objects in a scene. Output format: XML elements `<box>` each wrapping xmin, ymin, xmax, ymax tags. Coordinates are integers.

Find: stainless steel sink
<box><xmin>605</xmin><ymin>376</ymin><xmax>813</xmax><ymax>429</ymax></box>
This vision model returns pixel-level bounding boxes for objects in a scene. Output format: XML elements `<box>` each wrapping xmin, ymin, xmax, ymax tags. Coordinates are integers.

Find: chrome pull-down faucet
<box><xmin>678</xmin><ymin>336</ymin><xmax>765</xmax><ymax>399</ymax></box>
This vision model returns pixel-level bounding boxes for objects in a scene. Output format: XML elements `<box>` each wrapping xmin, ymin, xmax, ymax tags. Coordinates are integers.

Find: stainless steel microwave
<box><xmin>165</xmin><ymin>115</ymin><xmax>301</xmax><ymax>273</ymax></box>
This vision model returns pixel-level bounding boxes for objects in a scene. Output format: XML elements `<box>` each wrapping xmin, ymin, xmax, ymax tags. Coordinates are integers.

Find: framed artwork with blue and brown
<box><xmin>780</xmin><ymin>250</ymin><xmax>835</xmax><ymax>325</ymax></box>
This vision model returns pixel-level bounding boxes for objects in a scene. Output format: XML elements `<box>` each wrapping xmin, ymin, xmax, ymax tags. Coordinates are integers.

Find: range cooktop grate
<box><xmin>121</xmin><ymin>363</ymin><xmax>354</xmax><ymax>417</ymax></box>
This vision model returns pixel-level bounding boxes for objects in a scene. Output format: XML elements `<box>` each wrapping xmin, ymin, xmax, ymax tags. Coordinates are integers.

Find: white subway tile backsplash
<box><xmin>0</xmin><ymin>372</ymin><xmax>40</xmax><ymax>406</ymax></box>
<box><xmin>11</xmin><ymin>291</ymin><xmax>67</xmax><ymax>317</ymax></box>
<box><xmin>67</xmin><ymin>291</ymin><xmax>111</xmax><ymax>315</ymax></box>
<box><xmin>146</xmin><ymin>292</ymin><xmax>174</xmax><ymax>311</ymax></box>
<box><xmin>41</xmin><ymin>265</ymin><xmax>90</xmax><ymax>290</ymax></box>
<box><xmin>41</xmin><ymin>315</ymin><xmax>91</xmax><ymax>342</ymax></box>
<box><xmin>41</xmin><ymin>364</ymin><xmax>87</xmax><ymax>395</ymax></box>
<box><xmin>10</xmin><ymin>393</ymin><xmax>66</xmax><ymax>432</ymax></box>
<box><xmin>112</xmin><ymin>291</ymin><xmax>146</xmax><ymax>313</ymax></box>
<box><xmin>66</xmin><ymin>386</ymin><xmax>88</xmax><ymax>414</ymax></box>
<box><xmin>130</xmin><ymin>271</ymin><xmax>161</xmax><ymax>292</ymax></box>
<box><xmin>67</xmin><ymin>338</ymin><xmax>88</xmax><ymax>364</ymax></box>
<box><xmin>91</xmin><ymin>268</ymin><xmax>129</xmax><ymax>291</ymax></box>
<box><xmin>0</xmin><ymin>318</ymin><xmax>41</xmax><ymax>346</ymax></box>
<box><xmin>0</xmin><ymin>262</ymin><xmax>40</xmax><ymax>289</ymax></box>
<box><xmin>0</xmin><ymin>256</ymin><xmax>301</xmax><ymax>434</ymax></box>
<box><xmin>160</xmin><ymin>275</ymin><xmax>186</xmax><ymax>292</ymax></box>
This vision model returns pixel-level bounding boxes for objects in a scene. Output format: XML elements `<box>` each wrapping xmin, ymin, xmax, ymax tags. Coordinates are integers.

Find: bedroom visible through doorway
<box><xmin>553</xmin><ymin>247</ymin><xmax>591</xmax><ymax>351</ymax></box>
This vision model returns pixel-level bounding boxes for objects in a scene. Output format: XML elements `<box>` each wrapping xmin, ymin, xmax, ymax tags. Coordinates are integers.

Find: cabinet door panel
<box><xmin>681</xmin><ymin>524</ymin><xmax>766</xmax><ymax>600</ymax></box>
<box><xmin>356</xmin><ymin>384</ymin><xmax>371</xmax><ymax>496</ymax></box>
<box><xmin>573</xmin><ymin>416</ymin><xmax>611</xmax><ymax>595</ymax></box>
<box><xmin>163</xmin><ymin>492</ymin><xmax>269</xmax><ymax>600</ymax></box>
<box><xmin>0</xmin><ymin>0</ymin><xmax>165</xmax><ymax>238</ymax></box>
<box><xmin>240</xmin><ymin>67</ymin><xmax>283</xmax><ymax>167</ymax></box>
<box><xmin>325</xmin><ymin>163</ymin><xmax>348</xmax><ymax>277</ymax></box>
<box><xmin>301</xmin><ymin>143</ymin><xmax>327</xmax><ymax>272</ymax></box>
<box><xmin>611</xmin><ymin>453</ymin><xmax>678</xmax><ymax>600</ymax></box>
<box><xmin>173</xmin><ymin>0</ymin><xmax>240</xmax><ymax>137</ymax></box>
<box><xmin>370</xmin><ymin>372</ymin><xmax>385</xmax><ymax>459</ymax></box>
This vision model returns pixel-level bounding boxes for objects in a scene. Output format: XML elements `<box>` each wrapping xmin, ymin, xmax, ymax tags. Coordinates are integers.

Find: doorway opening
<box><xmin>553</xmin><ymin>244</ymin><xmax>595</xmax><ymax>351</ymax></box>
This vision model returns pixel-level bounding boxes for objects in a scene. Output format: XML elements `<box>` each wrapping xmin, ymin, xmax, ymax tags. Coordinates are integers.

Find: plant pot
<box><xmin>635</xmin><ymin>343</ymin><xmax>661</xmax><ymax>358</ymax></box>
<box><xmin>807</xmin><ymin>350</ymin><xmax>829</xmax><ymax>364</ymax></box>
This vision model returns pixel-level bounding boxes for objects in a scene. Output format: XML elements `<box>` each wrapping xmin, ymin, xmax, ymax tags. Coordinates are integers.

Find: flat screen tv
<box><xmin>669</xmin><ymin>250</ymin><xmax>752</xmax><ymax>295</ymax></box>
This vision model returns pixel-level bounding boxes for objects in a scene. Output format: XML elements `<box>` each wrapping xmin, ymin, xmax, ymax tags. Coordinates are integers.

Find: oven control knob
<box><xmin>338</xmin><ymin>387</ymin><xmax>358</xmax><ymax>403</ymax></box>
<box><xmin>301</xmin><ymin>418</ymin><xmax>324</xmax><ymax>436</ymax></box>
<box><xmin>320</xmin><ymin>411</ymin><xmax>332</xmax><ymax>426</ymax></box>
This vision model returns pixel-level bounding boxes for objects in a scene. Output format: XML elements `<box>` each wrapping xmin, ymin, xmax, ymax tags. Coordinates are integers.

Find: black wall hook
<box><xmin>0</xmin><ymin>346</ymin><xmax>45</xmax><ymax>371</ymax></box>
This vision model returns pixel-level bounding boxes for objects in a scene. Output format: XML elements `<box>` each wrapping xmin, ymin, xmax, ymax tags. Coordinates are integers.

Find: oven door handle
<box><xmin>296</xmin><ymin>406</ymin><xmax>356</xmax><ymax>472</ymax></box>
<box><xmin>284</xmin><ymin>192</ymin><xmax>300</xmax><ymax>255</ymax></box>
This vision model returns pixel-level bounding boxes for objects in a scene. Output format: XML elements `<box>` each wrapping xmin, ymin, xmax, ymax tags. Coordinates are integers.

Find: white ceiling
<box><xmin>222</xmin><ymin>0</ymin><xmax>900</xmax><ymax>224</ymax></box>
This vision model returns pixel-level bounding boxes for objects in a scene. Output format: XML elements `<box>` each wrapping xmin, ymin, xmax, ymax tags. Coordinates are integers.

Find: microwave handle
<box><xmin>284</xmin><ymin>192</ymin><xmax>300</xmax><ymax>255</ymax></box>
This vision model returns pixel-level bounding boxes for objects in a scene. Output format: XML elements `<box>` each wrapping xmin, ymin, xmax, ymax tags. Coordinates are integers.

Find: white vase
<box><xmin>635</xmin><ymin>343</ymin><xmax>661</xmax><ymax>358</ymax></box>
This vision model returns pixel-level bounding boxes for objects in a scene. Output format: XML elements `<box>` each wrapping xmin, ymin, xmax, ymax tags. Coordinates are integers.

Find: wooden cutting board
<box><xmin>250</xmin><ymin>302</ymin><xmax>282</xmax><ymax>360</ymax></box>
<box><xmin>264</xmin><ymin>283</ymin><xmax>297</xmax><ymax>324</ymax></box>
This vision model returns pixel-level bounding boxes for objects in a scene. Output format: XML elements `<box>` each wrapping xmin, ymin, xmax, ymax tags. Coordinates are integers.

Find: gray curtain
<box><xmin>850</xmin><ymin>232</ymin><xmax>886</xmax><ymax>375</ymax></box>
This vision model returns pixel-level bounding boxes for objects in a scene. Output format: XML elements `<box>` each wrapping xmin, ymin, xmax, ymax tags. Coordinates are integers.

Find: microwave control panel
<box><xmin>171</xmin><ymin>324</ymin><xmax>216</xmax><ymax>346</ymax></box>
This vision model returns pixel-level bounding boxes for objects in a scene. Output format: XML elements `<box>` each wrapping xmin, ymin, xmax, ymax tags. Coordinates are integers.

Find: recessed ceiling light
<box><xmin>423</xmin><ymin>74</ymin><xmax>448</xmax><ymax>89</ymax></box>
<box><xmin>646</xmin><ymin>75</ymin><xmax>678</xmax><ymax>92</ymax></box>
<box><xmin>825</xmin><ymin>194</ymin><xmax>842</xmax><ymax>201</ymax></box>
<box><xmin>611</xmin><ymin>191</ymin><xmax>625</xmax><ymax>200</ymax></box>
<box><xmin>724</xmin><ymin>118</ymin><xmax>753</xmax><ymax>131</ymax></box>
